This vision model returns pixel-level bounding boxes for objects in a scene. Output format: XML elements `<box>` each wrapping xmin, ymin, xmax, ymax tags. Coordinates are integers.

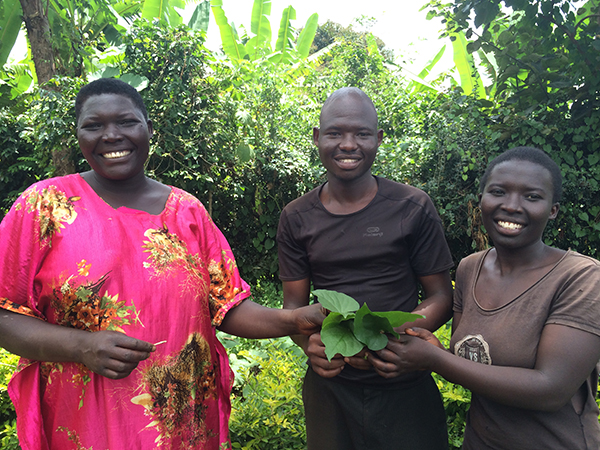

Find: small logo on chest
<box><xmin>363</xmin><ymin>226</ymin><xmax>383</xmax><ymax>237</ymax></box>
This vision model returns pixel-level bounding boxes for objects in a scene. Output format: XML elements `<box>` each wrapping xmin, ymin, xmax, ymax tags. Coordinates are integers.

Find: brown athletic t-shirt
<box><xmin>278</xmin><ymin>177</ymin><xmax>453</xmax><ymax>384</ymax></box>
<box><xmin>451</xmin><ymin>249</ymin><xmax>600</xmax><ymax>449</ymax></box>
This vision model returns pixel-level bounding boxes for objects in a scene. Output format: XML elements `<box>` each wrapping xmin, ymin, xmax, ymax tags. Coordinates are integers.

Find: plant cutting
<box><xmin>313</xmin><ymin>289</ymin><xmax>424</xmax><ymax>361</ymax></box>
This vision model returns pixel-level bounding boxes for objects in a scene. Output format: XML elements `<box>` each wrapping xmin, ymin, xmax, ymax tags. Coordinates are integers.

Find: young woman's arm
<box><xmin>371</xmin><ymin>323</ymin><xmax>600</xmax><ymax>412</ymax></box>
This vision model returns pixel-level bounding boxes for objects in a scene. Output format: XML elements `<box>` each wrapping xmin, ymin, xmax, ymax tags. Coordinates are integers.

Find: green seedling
<box><xmin>313</xmin><ymin>289</ymin><xmax>424</xmax><ymax>361</ymax></box>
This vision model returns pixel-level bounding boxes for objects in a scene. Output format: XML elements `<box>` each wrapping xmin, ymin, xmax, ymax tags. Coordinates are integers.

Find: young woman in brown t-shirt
<box><xmin>369</xmin><ymin>147</ymin><xmax>600</xmax><ymax>449</ymax></box>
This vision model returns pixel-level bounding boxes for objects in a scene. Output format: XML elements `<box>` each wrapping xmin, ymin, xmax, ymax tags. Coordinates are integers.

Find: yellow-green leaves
<box><xmin>313</xmin><ymin>289</ymin><xmax>424</xmax><ymax>361</ymax></box>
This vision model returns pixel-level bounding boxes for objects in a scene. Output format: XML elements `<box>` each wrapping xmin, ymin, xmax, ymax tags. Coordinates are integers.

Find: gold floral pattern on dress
<box><xmin>23</xmin><ymin>185</ymin><xmax>80</xmax><ymax>245</ymax></box>
<box><xmin>143</xmin><ymin>225</ymin><xmax>207</xmax><ymax>299</ymax></box>
<box><xmin>208</xmin><ymin>251</ymin><xmax>243</xmax><ymax>325</ymax></box>
<box><xmin>132</xmin><ymin>333</ymin><xmax>218</xmax><ymax>448</ymax></box>
<box><xmin>44</xmin><ymin>261</ymin><xmax>142</xmax><ymax>408</ymax></box>
<box><xmin>56</xmin><ymin>426</ymin><xmax>97</xmax><ymax>450</ymax></box>
<box><xmin>52</xmin><ymin>269</ymin><xmax>139</xmax><ymax>333</ymax></box>
<box><xmin>40</xmin><ymin>359</ymin><xmax>92</xmax><ymax>410</ymax></box>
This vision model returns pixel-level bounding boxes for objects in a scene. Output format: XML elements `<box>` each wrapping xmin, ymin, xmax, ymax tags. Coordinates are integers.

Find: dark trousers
<box><xmin>303</xmin><ymin>367</ymin><xmax>448</xmax><ymax>450</ymax></box>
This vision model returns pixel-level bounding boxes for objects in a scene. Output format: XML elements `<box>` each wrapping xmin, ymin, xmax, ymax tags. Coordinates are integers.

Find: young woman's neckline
<box><xmin>472</xmin><ymin>247</ymin><xmax>569</xmax><ymax>311</ymax></box>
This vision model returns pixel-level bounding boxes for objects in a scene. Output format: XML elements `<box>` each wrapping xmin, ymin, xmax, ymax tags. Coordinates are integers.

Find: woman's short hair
<box><xmin>75</xmin><ymin>78</ymin><xmax>148</xmax><ymax>122</ymax></box>
<box><xmin>479</xmin><ymin>146</ymin><xmax>563</xmax><ymax>203</ymax></box>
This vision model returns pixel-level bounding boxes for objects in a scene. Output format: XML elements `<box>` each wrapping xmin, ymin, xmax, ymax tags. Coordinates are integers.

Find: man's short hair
<box><xmin>320</xmin><ymin>87</ymin><xmax>378</xmax><ymax>126</ymax></box>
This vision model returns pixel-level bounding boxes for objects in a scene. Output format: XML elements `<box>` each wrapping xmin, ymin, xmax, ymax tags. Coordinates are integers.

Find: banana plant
<box><xmin>0</xmin><ymin>0</ymin><xmax>22</xmax><ymax>68</ymax></box>
<box><xmin>210</xmin><ymin>0</ymin><xmax>318</xmax><ymax>65</ymax></box>
<box><xmin>450</xmin><ymin>31</ymin><xmax>486</xmax><ymax>98</ymax></box>
<box><xmin>408</xmin><ymin>30</ymin><xmax>489</xmax><ymax>98</ymax></box>
<box><xmin>1</xmin><ymin>0</ymin><xmax>210</xmax><ymax>100</ymax></box>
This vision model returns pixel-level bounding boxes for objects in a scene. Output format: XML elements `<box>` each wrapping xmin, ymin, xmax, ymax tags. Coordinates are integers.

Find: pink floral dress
<box><xmin>0</xmin><ymin>174</ymin><xmax>251</xmax><ymax>450</ymax></box>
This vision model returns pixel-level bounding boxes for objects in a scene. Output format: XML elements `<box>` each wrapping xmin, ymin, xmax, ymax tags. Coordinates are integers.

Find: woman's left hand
<box><xmin>292</xmin><ymin>303</ymin><xmax>327</xmax><ymax>335</ymax></box>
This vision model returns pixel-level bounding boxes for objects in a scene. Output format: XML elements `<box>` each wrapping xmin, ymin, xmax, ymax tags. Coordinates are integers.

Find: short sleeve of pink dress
<box><xmin>0</xmin><ymin>174</ymin><xmax>251</xmax><ymax>450</ymax></box>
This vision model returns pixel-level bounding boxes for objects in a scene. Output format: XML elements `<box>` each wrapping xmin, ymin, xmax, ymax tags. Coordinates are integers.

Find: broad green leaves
<box><xmin>313</xmin><ymin>289</ymin><xmax>424</xmax><ymax>361</ymax></box>
<box><xmin>450</xmin><ymin>32</ymin><xmax>486</xmax><ymax>98</ymax></box>
<box><xmin>210</xmin><ymin>0</ymin><xmax>317</xmax><ymax>66</ymax></box>
<box><xmin>248</xmin><ymin>0</ymin><xmax>272</xmax><ymax>59</ymax></box>
<box><xmin>142</xmin><ymin>0</ymin><xmax>184</xmax><ymax>26</ymax></box>
<box><xmin>312</xmin><ymin>289</ymin><xmax>358</xmax><ymax>318</ymax></box>
<box><xmin>296</xmin><ymin>13</ymin><xmax>318</xmax><ymax>59</ymax></box>
<box><xmin>187</xmin><ymin>1</ymin><xmax>210</xmax><ymax>31</ymax></box>
<box><xmin>0</xmin><ymin>0</ymin><xmax>22</xmax><ymax>67</ymax></box>
<box><xmin>320</xmin><ymin>313</ymin><xmax>364</xmax><ymax>360</ymax></box>
<box><xmin>211</xmin><ymin>0</ymin><xmax>248</xmax><ymax>60</ymax></box>
<box><xmin>272</xmin><ymin>5</ymin><xmax>296</xmax><ymax>64</ymax></box>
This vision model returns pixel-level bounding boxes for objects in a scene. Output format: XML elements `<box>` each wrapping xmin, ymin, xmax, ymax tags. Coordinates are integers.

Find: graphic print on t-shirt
<box><xmin>454</xmin><ymin>334</ymin><xmax>492</xmax><ymax>365</ymax></box>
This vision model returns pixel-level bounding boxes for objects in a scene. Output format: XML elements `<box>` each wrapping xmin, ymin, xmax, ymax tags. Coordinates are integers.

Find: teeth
<box><xmin>498</xmin><ymin>221</ymin><xmax>523</xmax><ymax>230</ymax></box>
<box><xmin>103</xmin><ymin>150</ymin><xmax>131</xmax><ymax>159</ymax></box>
<box><xmin>338</xmin><ymin>159</ymin><xmax>357</xmax><ymax>163</ymax></box>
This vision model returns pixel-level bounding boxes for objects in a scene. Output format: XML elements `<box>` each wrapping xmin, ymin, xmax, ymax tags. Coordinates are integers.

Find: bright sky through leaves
<box><xmin>201</xmin><ymin>0</ymin><xmax>450</xmax><ymax>68</ymax></box>
<box><xmin>8</xmin><ymin>0</ymin><xmax>452</xmax><ymax>75</ymax></box>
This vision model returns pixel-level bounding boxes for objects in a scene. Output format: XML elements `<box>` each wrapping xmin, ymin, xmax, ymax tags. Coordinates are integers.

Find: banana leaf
<box><xmin>211</xmin><ymin>0</ymin><xmax>247</xmax><ymax>60</ymax></box>
<box><xmin>0</xmin><ymin>0</ymin><xmax>23</xmax><ymax>67</ymax></box>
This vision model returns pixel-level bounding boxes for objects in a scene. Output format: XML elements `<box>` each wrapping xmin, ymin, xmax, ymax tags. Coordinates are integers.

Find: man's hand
<box><xmin>79</xmin><ymin>330</ymin><xmax>155</xmax><ymax>379</ymax></box>
<box><xmin>305</xmin><ymin>332</ymin><xmax>345</xmax><ymax>378</ymax></box>
<box><xmin>344</xmin><ymin>347</ymin><xmax>372</xmax><ymax>371</ymax></box>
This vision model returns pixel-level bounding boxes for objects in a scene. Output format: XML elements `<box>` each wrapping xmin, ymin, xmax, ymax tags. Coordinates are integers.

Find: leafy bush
<box><xmin>224</xmin><ymin>337</ymin><xmax>308</xmax><ymax>450</ymax></box>
<box><xmin>0</xmin><ymin>110</ymin><xmax>38</xmax><ymax>218</ymax></box>
<box><xmin>434</xmin><ymin>323</ymin><xmax>470</xmax><ymax>450</ymax></box>
<box><xmin>0</xmin><ymin>349</ymin><xmax>19</xmax><ymax>450</ymax></box>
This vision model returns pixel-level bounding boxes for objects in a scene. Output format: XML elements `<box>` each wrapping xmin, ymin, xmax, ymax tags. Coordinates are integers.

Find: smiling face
<box><xmin>77</xmin><ymin>93</ymin><xmax>153</xmax><ymax>182</ymax></box>
<box><xmin>314</xmin><ymin>93</ymin><xmax>383</xmax><ymax>184</ymax></box>
<box><xmin>480</xmin><ymin>160</ymin><xmax>559</xmax><ymax>251</ymax></box>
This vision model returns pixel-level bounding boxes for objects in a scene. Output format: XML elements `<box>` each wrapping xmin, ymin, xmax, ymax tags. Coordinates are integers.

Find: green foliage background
<box><xmin>1</xmin><ymin>0</ymin><xmax>600</xmax><ymax>448</ymax></box>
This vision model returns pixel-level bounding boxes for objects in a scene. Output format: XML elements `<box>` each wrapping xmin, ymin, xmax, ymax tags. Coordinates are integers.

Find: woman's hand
<box><xmin>405</xmin><ymin>327</ymin><xmax>446</xmax><ymax>350</ymax></box>
<box><xmin>369</xmin><ymin>334</ymin><xmax>437</xmax><ymax>379</ymax></box>
<box><xmin>292</xmin><ymin>303</ymin><xmax>326</xmax><ymax>335</ymax></box>
<box><xmin>79</xmin><ymin>330</ymin><xmax>155</xmax><ymax>379</ymax></box>
<box><xmin>0</xmin><ymin>310</ymin><xmax>155</xmax><ymax>380</ymax></box>
<box><xmin>305</xmin><ymin>332</ymin><xmax>345</xmax><ymax>378</ymax></box>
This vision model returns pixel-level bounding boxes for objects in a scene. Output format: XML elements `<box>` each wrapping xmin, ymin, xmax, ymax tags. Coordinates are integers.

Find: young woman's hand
<box><xmin>345</xmin><ymin>348</ymin><xmax>373</xmax><ymax>371</ymax></box>
<box><xmin>404</xmin><ymin>327</ymin><xmax>446</xmax><ymax>350</ymax></box>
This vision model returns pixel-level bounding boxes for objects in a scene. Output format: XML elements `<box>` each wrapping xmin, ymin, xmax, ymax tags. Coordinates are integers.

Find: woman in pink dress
<box><xmin>0</xmin><ymin>78</ymin><xmax>324</xmax><ymax>450</ymax></box>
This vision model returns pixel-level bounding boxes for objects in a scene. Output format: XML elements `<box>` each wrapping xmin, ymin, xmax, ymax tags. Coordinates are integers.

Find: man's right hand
<box><xmin>305</xmin><ymin>332</ymin><xmax>345</xmax><ymax>378</ymax></box>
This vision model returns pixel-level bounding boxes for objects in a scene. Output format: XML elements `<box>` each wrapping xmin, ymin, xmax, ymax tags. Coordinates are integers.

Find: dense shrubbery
<box><xmin>3</xmin><ymin>24</ymin><xmax>598</xmax><ymax>271</ymax></box>
<box><xmin>226</xmin><ymin>337</ymin><xmax>308</xmax><ymax>450</ymax></box>
<box><xmin>0</xmin><ymin>349</ymin><xmax>18</xmax><ymax>449</ymax></box>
